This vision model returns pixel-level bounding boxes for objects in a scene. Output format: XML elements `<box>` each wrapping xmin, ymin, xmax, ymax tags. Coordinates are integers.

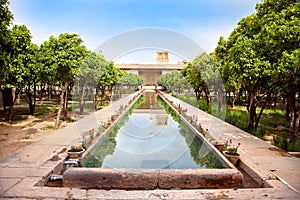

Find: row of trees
<box><xmin>0</xmin><ymin>0</ymin><xmax>144</xmax><ymax>128</ymax></box>
<box><xmin>181</xmin><ymin>53</ymin><xmax>225</xmax><ymax>113</ymax></box>
<box><xmin>157</xmin><ymin>0</ymin><xmax>299</xmax><ymax>142</ymax></box>
<box><xmin>156</xmin><ymin>71</ymin><xmax>191</xmax><ymax>92</ymax></box>
<box><xmin>214</xmin><ymin>0</ymin><xmax>299</xmax><ymax>141</ymax></box>
<box><xmin>75</xmin><ymin>53</ymin><xmax>145</xmax><ymax>114</ymax></box>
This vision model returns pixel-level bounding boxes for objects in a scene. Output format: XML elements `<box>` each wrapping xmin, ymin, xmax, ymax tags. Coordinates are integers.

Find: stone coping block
<box><xmin>238</xmin><ymin>158</ymin><xmax>276</xmax><ymax>187</ymax></box>
<box><xmin>159</xmin><ymin>169</ymin><xmax>243</xmax><ymax>189</ymax></box>
<box><xmin>63</xmin><ymin>168</ymin><xmax>159</xmax><ymax>190</ymax></box>
<box><xmin>63</xmin><ymin>168</ymin><xmax>243</xmax><ymax>190</ymax></box>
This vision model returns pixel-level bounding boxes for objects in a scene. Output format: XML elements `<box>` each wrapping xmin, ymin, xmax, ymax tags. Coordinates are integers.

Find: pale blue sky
<box><xmin>10</xmin><ymin>0</ymin><xmax>261</xmax><ymax>63</ymax></box>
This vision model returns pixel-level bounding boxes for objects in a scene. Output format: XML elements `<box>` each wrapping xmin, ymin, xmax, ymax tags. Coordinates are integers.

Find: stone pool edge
<box><xmin>63</xmin><ymin>168</ymin><xmax>243</xmax><ymax>189</ymax></box>
<box><xmin>62</xmin><ymin>90</ymin><xmax>243</xmax><ymax>190</ymax></box>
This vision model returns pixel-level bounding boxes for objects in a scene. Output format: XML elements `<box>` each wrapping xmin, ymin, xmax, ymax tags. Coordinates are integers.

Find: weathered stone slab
<box><xmin>63</xmin><ymin>168</ymin><xmax>243</xmax><ymax>190</ymax></box>
<box><xmin>158</xmin><ymin>169</ymin><xmax>243</xmax><ymax>189</ymax></box>
<box><xmin>238</xmin><ymin>158</ymin><xmax>276</xmax><ymax>187</ymax></box>
<box><xmin>0</xmin><ymin>178</ymin><xmax>21</xmax><ymax>196</ymax></box>
<box><xmin>0</xmin><ymin>167</ymin><xmax>52</xmax><ymax>178</ymax></box>
<box><xmin>63</xmin><ymin>168</ymin><xmax>159</xmax><ymax>189</ymax></box>
<box><xmin>1</xmin><ymin>177</ymin><xmax>77</xmax><ymax>199</ymax></box>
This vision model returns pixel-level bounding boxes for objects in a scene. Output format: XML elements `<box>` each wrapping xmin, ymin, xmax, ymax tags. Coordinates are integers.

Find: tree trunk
<box><xmin>108</xmin><ymin>85</ymin><xmax>113</xmax><ymax>104</ymax></box>
<box><xmin>254</xmin><ymin>92</ymin><xmax>271</xmax><ymax>130</ymax></box>
<box><xmin>39</xmin><ymin>84</ymin><xmax>44</xmax><ymax>105</ymax></box>
<box><xmin>8</xmin><ymin>88</ymin><xmax>15</xmax><ymax>121</ymax></box>
<box><xmin>28</xmin><ymin>82</ymin><xmax>37</xmax><ymax>115</ymax></box>
<box><xmin>94</xmin><ymin>87</ymin><xmax>99</xmax><ymax>110</ymax></box>
<box><xmin>194</xmin><ymin>88</ymin><xmax>201</xmax><ymax>101</ymax></box>
<box><xmin>274</xmin><ymin>93</ymin><xmax>277</xmax><ymax>109</ymax></box>
<box><xmin>25</xmin><ymin>83</ymin><xmax>34</xmax><ymax>115</ymax></box>
<box><xmin>33</xmin><ymin>82</ymin><xmax>37</xmax><ymax>113</ymax></box>
<box><xmin>230</xmin><ymin>92</ymin><xmax>238</xmax><ymax>108</ymax></box>
<box><xmin>55</xmin><ymin>83</ymin><xmax>65</xmax><ymax>129</ymax></box>
<box><xmin>48</xmin><ymin>85</ymin><xmax>51</xmax><ymax>100</ymax></box>
<box><xmin>286</xmin><ymin>92</ymin><xmax>290</xmax><ymax>121</ymax></box>
<box><xmin>79</xmin><ymin>87</ymin><xmax>86</xmax><ymax>114</ymax></box>
<box><xmin>217</xmin><ymin>88</ymin><xmax>225</xmax><ymax>112</ymax></box>
<box><xmin>247</xmin><ymin>84</ymin><xmax>258</xmax><ymax>131</ymax></box>
<box><xmin>204</xmin><ymin>86</ymin><xmax>210</xmax><ymax>106</ymax></box>
<box><xmin>237</xmin><ymin>90</ymin><xmax>242</xmax><ymax>105</ymax></box>
<box><xmin>3</xmin><ymin>88</ymin><xmax>16</xmax><ymax>121</ymax></box>
<box><xmin>288</xmin><ymin>83</ymin><xmax>299</xmax><ymax>142</ymax></box>
<box><xmin>63</xmin><ymin>82</ymin><xmax>70</xmax><ymax>121</ymax></box>
<box><xmin>100</xmin><ymin>87</ymin><xmax>105</xmax><ymax>106</ymax></box>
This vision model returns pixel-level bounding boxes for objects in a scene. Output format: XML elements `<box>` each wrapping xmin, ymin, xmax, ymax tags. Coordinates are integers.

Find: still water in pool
<box><xmin>82</xmin><ymin>92</ymin><xmax>229</xmax><ymax>169</ymax></box>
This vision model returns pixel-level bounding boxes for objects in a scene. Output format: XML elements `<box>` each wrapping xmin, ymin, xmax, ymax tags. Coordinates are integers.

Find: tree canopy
<box><xmin>39</xmin><ymin>33</ymin><xmax>88</xmax><ymax>127</ymax></box>
<box><xmin>0</xmin><ymin>0</ymin><xmax>13</xmax><ymax>84</ymax></box>
<box><xmin>118</xmin><ymin>72</ymin><xmax>145</xmax><ymax>87</ymax></box>
<box><xmin>214</xmin><ymin>0</ymin><xmax>299</xmax><ymax>140</ymax></box>
<box><xmin>157</xmin><ymin>70</ymin><xmax>191</xmax><ymax>92</ymax></box>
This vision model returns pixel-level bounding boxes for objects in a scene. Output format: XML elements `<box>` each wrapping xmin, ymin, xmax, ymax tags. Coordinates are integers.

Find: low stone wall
<box><xmin>158</xmin><ymin>169</ymin><xmax>243</xmax><ymax>189</ymax></box>
<box><xmin>63</xmin><ymin>168</ymin><xmax>159</xmax><ymax>189</ymax></box>
<box><xmin>63</xmin><ymin>168</ymin><xmax>243</xmax><ymax>189</ymax></box>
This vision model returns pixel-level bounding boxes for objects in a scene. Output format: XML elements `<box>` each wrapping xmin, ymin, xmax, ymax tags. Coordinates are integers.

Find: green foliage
<box><xmin>198</xmin><ymin>98</ymin><xmax>211</xmax><ymax>113</ymax></box>
<box><xmin>157</xmin><ymin>96</ymin><xmax>181</xmax><ymax>123</ymax></box>
<box><xmin>213</xmin><ymin>37</ymin><xmax>240</xmax><ymax>95</ymax></box>
<box><xmin>181</xmin><ymin>52</ymin><xmax>225</xmax><ymax>112</ymax></box>
<box><xmin>40</xmin><ymin>33</ymin><xmax>88</xmax><ymax>84</ymax></box>
<box><xmin>178</xmin><ymin>93</ymin><xmax>300</xmax><ymax>151</ymax></box>
<box><xmin>2</xmin><ymin>24</ymin><xmax>33</xmax><ymax>86</ymax></box>
<box><xmin>98</xmin><ymin>62</ymin><xmax>123</xmax><ymax>88</ymax></box>
<box><xmin>274</xmin><ymin>134</ymin><xmax>300</xmax><ymax>152</ymax></box>
<box><xmin>41</xmin><ymin>124</ymin><xmax>55</xmax><ymax>130</ymax></box>
<box><xmin>287</xmin><ymin>139</ymin><xmax>300</xmax><ymax>152</ymax></box>
<box><xmin>77</xmin><ymin>52</ymin><xmax>108</xmax><ymax>85</ymax></box>
<box><xmin>225</xmin><ymin>108</ymin><xmax>248</xmax><ymax>131</ymax></box>
<box><xmin>157</xmin><ymin>96</ymin><xmax>226</xmax><ymax>168</ymax></box>
<box><xmin>181</xmin><ymin>54</ymin><xmax>210</xmax><ymax>96</ymax></box>
<box><xmin>157</xmin><ymin>70</ymin><xmax>191</xmax><ymax>91</ymax></box>
<box><xmin>0</xmin><ymin>0</ymin><xmax>13</xmax><ymax>83</ymax></box>
<box><xmin>274</xmin><ymin>135</ymin><xmax>288</xmax><ymax>150</ymax></box>
<box><xmin>69</xmin><ymin>145</ymin><xmax>85</xmax><ymax>152</ymax></box>
<box><xmin>72</xmin><ymin>52</ymin><xmax>111</xmax><ymax>113</ymax></box>
<box><xmin>39</xmin><ymin>33</ymin><xmax>88</xmax><ymax>127</ymax></box>
<box><xmin>118</xmin><ymin>72</ymin><xmax>145</xmax><ymax>86</ymax></box>
<box><xmin>213</xmin><ymin>0</ymin><xmax>300</xmax><ymax>137</ymax></box>
<box><xmin>173</xmin><ymin>94</ymin><xmax>198</xmax><ymax>108</ymax></box>
<box><xmin>253</xmin><ymin>125</ymin><xmax>266</xmax><ymax>139</ymax></box>
<box><xmin>0</xmin><ymin>0</ymin><xmax>13</xmax><ymax>29</ymax></box>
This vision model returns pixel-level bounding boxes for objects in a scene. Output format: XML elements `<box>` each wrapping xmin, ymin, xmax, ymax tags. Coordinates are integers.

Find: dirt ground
<box><xmin>0</xmin><ymin>104</ymin><xmax>70</xmax><ymax>159</ymax></box>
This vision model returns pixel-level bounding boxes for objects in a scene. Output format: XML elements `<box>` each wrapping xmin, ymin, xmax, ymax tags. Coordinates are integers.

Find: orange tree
<box><xmin>214</xmin><ymin>0</ymin><xmax>299</xmax><ymax>141</ymax></box>
<box><xmin>39</xmin><ymin>33</ymin><xmax>88</xmax><ymax>128</ymax></box>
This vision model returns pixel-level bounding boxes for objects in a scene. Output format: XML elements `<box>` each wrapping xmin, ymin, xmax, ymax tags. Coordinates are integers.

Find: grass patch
<box><xmin>11</xmin><ymin>115</ymin><xmax>27</xmax><ymax>121</ymax></box>
<box><xmin>172</xmin><ymin>94</ymin><xmax>198</xmax><ymax>108</ymax></box>
<box><xmin>34</xmin><ymin>103</ymin><xmax>57</xmax><ymax>116</ymax></box>
<box><xmin>41</xmin><ymin>124</ymin><xmax>55</xmax><ymax>130</ymax></box>
<box><xmin>287</xmin><ymin>139</ymin><xmax>300</xmax><ymax>152</ymax></box>
<box><xmin>225</xmin><ymin>107</ymin><xmax>248</xmax><ymax>131</ymax></box>
<box><xmin>71</xmin><ymin>101</ymin><xmax>95</xmax><ymax>110</ymax></box>
<box><xmin>22</xmin><ymin>122</ymin><xmax>36</xmax><ymax>128</ymax></box>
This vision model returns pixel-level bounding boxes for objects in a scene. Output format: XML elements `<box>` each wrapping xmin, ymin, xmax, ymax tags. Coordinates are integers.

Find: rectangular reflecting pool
<box><xmin>82</xmin><ymin>92</ymin><xmax>229</xmax><ymax>169</ymax></box>
<box><xmin>63</xmin><ymin>91</ymin><xmax>243</xmax><ymax>189</ymax></box>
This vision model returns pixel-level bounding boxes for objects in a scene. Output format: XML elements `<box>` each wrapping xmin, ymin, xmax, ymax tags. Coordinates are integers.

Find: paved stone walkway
<box><xmin>0</xmin><ymin>90</ymin><xmax>299</xmax><ymax>199</ymax></box>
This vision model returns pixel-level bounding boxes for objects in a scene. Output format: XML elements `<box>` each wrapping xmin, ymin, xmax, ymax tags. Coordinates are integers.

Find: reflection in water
<box><xmin>83</xmin><ymin>92</ymin><xmax>229</xmax><ymax>169</ymax></box>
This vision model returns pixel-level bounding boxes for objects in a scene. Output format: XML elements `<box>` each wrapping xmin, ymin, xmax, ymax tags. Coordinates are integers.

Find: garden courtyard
<box><xmin>0</xmin><ymin>88</ymin><xmax>299</xmax><ymax>199</ymax></box>
<box><xmin>1</xmin><ymin>0</ymin><xmax>299</xmax><ymax>199</ymax></box>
